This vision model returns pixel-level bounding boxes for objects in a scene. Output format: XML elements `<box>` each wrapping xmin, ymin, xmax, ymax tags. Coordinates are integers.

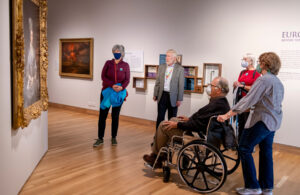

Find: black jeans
<box><xmin>238</xmin><ymin>112</ymin><xmax>250</xmax><ymax>142</ymax></box>
<box><xmin>98</xmin><ymin>93</ymin><xmax>122</xmax><ymax>139</ymax></box>
<box><xmin>156</xmin><ymin>91</ymin><xmax>178</xmax><ymax>129</ymax></box>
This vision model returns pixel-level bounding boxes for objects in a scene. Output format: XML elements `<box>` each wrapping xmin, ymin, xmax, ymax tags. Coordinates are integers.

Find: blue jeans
<box><xmin>238</xmin><ymin>121</ymin><xmax>275</xmax><ymax>189</ymax></box>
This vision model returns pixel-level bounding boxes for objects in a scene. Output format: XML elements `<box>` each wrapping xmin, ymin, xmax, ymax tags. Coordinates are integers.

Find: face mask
<box><xmin>113</xmin><ymin>53</ymin><xmax>122</xmax><ymax>60</ymax></box>
<box><xmin>256</xmin><ymin>64</ymin><xmax>262</xmax><ymax>73</ymax></box>
<box><xmin>206</xmin><ymin>85</ymin><xmax>211</xmax><ymax>96</ymax></box>
<box><xmin>241</xmin><ymin>60</ymin><xmax>248</xmax><ymax>68</ymax></box>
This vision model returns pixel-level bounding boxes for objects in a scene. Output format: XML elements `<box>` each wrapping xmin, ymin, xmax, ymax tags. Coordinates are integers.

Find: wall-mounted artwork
<box><xmin>59</xmin><ymin>38</ymin><xmax>93</xmax><ymax>79</ymax></box>
<box><xmin>11</xmin><ymin>0</ymin><xmax>49</xmax><ymax>129</ymax></box>
<box><xmin>159</xmin><ymin>54</ymin><xmax>166</xmax><ymax>65</ymax></box>
<box><xmin>195</xmin><ymin>77</ymin><xmax>204</xmax><ymax>93</ymax></box>
<box><xmin>203</xmin><ymin>63</ymin><xmax>222</xmax><ymax>86</ymax></box>
<box><xmin>176</xmin><ymin>54</ymin><xmax>182</xmax><ymax>65</ymax></box>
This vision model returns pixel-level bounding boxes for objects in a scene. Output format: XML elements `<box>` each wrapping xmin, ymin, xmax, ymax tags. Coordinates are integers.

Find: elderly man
<box><xmin>144</xmin><ymin>77</ymin><xmax>230</xmax><ymax>166</ymax></box>
<box><xmin>153</xmin><ymin>49</ymin><xmax>185</xmax><ymax>129</ymax></box>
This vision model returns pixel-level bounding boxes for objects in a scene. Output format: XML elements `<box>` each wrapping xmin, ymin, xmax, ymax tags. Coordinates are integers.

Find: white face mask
<box><xmin>241</xmin><ymin>60</ymin><xmax>248</xmax><ymax>68</ymax></box>
<box><xmin>206</xmin><ymin>85</ymin><xmax>211</xmax><ymax>96</ymax></box>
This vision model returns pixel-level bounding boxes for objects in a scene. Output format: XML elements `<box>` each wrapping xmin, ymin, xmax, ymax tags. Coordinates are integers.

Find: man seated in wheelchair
<box><xmin>143</xmin><ymin>77</ymin><xmax>231</xmax><ymax>167</ymax></box>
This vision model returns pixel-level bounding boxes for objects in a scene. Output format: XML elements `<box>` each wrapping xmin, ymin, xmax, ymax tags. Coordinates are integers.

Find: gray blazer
<box><xmin>153</xmin><ymin>63</ymin><xmax>185</xmax><ymax>107</ymax></box>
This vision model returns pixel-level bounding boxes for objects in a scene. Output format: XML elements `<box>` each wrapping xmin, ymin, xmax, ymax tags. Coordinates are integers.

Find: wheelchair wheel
<box><xmin>163</xmin><ymin>166</ymin><xmax>170</xmax><ymax>183</ymax></box>
<box><xmin>177</xmin><ymin>140</ymin><xmax>227</xmax><ymax>193</ymax></box>
<box><xmin>219</xmin><ymin>147</ymin><xmax>240</xmax><ymax>175</ymax></box>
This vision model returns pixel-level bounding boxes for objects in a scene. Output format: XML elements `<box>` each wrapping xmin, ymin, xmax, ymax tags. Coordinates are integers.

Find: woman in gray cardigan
<box><xmin>217</xmin><ymin>52</ymin><xmax>284</xmax><ymax>195</ymax></box>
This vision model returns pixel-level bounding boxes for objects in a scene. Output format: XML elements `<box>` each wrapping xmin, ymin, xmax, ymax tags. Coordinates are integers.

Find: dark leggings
<box><xmin>98</xmin><ymin>93</ymin><xmax>122</xmax><ymax>139</ymax></box>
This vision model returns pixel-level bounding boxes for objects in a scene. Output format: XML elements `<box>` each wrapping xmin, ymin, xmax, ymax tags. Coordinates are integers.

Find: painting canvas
<box><xmin>23</xmin><ymin>0</ymin><xmax>41</xmax><ymax>108</ymax></box>
<box><xmin>12</xmin><ymin>0</ymin><xmax>49</xmax><ymax>129</ymax></box>
<box><xmin>59</xmin><ymin>38</ymin><xmax>93</xmax><ymax>79</ymax></box>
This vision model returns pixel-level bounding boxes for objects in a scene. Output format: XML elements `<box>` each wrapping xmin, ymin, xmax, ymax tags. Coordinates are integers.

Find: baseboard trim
<box><xmin>48</xmin><ymin>102</ymin><xmax>156</xmax><ymax>126</ymax></box>
<box><xmin>273</xmin><ymin>142</ymin><xmax>300</xmax><ymax>154</ymax></box>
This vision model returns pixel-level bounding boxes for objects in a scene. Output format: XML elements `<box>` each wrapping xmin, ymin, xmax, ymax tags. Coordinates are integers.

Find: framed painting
<box><xmin>195</xmin><ymin>77</ymin><xmax>204</xmax><ymax>93</ymax></box>
<box><xmin>11</xmin><ymin>0</ymin><xmax>49</xmax><ymax>129</ymax></box>
<box><xmin>59</xmin><ymin>38</ymin><xmax>93</xmax><ymax>79</ymax></box>
<box><xmin>176</xmin><ymin>54</ymin><xmax>182</xmax><ymax>65</ymax></box>
<box><xmin>203</xmin><ymin>63</ymin><xmax>222</xmax><ymax>86</ymax></box>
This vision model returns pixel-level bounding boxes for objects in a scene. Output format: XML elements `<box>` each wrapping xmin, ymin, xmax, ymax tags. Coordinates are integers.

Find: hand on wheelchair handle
<box><xmin>217</xmin><ymin>114</ymin><xmax>228</xmax><ymax>122</ymax></box>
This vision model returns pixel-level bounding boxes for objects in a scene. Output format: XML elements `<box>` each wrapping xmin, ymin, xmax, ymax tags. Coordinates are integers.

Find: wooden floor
<box><xmin>20</xmin><ymin>106</ymin><xmax>300</xmax><ymax>195</ymax></box>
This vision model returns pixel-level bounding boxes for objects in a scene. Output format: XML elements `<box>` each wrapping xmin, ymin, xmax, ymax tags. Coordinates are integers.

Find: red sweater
<box><xmin>101</xmin><ymin>59</ymin><xmax>130</xmax><ymax>90</ymax></box>
<box><xmin>238</xmin><ymin>69</ymin><xmax>261</xmax><ymax>96</ymax></box>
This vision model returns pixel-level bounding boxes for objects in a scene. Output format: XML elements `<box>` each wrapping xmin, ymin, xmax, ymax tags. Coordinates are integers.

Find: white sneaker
<box><xmin>262</xmin><ymin>189</ymin><xmax>273</xmax><ymax>195</ymax></box>
<box><xmin>236</xmin><ymin>187</ymin><xmax>262</xmax><ymax>195</ymax></box>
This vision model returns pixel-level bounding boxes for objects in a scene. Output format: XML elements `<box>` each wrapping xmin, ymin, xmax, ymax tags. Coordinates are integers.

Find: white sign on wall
<box><xmin>124</xmin><ymin>50</ymin><xmax>144</xmax><ymax>73</ymax></box>
<box><xmin>279</xmin><ymin>31</ymin><xmax>300</xmax><ymax>80</ymax></box>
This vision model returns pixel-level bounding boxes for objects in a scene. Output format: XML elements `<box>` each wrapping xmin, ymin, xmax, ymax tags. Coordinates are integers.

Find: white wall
<box><xmin>0</xmin><ymin>0</ymin><xmax>48</xmax><ymax>194</ymax></box>
<box><xmin>48</xmin><ymin>0</ymin><xmax>300</xmax><ymax>147</ymax></box>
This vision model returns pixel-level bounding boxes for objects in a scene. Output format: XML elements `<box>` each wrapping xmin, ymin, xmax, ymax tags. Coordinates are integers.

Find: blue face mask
<box><xmin>113</xmin><ymin>53</ymin><xmax>122</xmax><ymax>60</ymax></box>
<box><xmin>241</xmin><ymin>60</ymin><xmax>248</xmax><ymax>68</ymax></box>
<box><xmin>256</xmin><ymin>64</ymin><xmax>262</xmax><ymax>73</ymax></box>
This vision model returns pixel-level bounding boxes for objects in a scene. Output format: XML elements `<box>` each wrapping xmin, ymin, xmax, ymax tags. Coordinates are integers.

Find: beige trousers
<box><xmin>151</xmin><ymin>117</ymin><xmax>183</xmax><ymax>154</ymax></box>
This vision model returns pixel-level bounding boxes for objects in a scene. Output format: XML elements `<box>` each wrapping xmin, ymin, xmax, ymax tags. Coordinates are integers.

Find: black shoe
<box><xmin>111</xmin><ymin>138</ymin><xmax>118</xmax><ymax>145</ymax></box>
<box><xmin>93</xmin><ymin>138</ymin><xmax>103</xmax><ymax>147</ymax></box>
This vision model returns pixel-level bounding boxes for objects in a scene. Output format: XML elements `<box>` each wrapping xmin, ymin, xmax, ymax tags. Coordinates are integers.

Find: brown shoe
<box><xmin>143</xmin><ymin>153</ymin><xmax>162</xmax><ymax>168</ymax></box>
<box><xmin>143</xmin><ymin>153</ymin><xmax>156</xmax><ymax>165</ymax></box>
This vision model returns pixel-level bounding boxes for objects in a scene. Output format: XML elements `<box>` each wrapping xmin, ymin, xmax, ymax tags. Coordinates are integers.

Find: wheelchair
<box><xmin>145</xmin><ymin>116</ymin><xmax>240</xmax><ymax>193</ymax></box>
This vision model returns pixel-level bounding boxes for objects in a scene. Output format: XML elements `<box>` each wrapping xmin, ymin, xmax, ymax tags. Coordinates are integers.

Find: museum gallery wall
<box><xmin>47</xmin><ymin>0</ymin><xmax>300</xmax><ymax>148</ymax></box>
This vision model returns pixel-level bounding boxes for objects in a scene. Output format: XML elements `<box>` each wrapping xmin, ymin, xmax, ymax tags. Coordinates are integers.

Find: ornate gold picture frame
<box><xmin>12</xmin><ymin>0</ymin><xmax>48</xmax><ymax>129</ymax></box>
<box><xmin>59</xmin><ymin>38</ymin><xmax>94</xmax><ymax>79</ymax></box>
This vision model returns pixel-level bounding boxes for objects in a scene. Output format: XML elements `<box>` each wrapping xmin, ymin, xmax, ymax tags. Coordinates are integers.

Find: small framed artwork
<box><xmin>176</xmin><ymin>54</ymin><xmax>182</xmax><ymax>65</ymax></box>
<box><xmin>196</xmin><ymin>77</ymin><xmax>203</xmax><ymax>86</ymax></box>
<box><xmin>133</xmin><ymin>77</ymin><xmax>147</xmax><ymax>91</ymax></box>
<box><xmin>145</xmin><ymin>65</ymin><xmax>158</xmax><ymax>79</ymax></box>
<box><xmin>184</xmin><ymin>78</ymin><xmax>195</xmax><ymax>91</ymax></box>
<box><xmin>183</xmin><ymin>65</ymin><xmax>198</xmax><ymax>77</ymax></box>
<box><xmin>11</xmin><ymin>0</ymin><xmax>49</xmax><ymax>129</ymax></box>
<box><xmin>159</xmin><ymin>54</ymin><xmax>166</xmax><ymax>65</ymax></box>
<box><xmin>203</xmin><ymin>63</ymin><xmax>222</xmax><ymax>86</ymax></box>
<box><xmin>59</xmin><ymin>38</ymin><xmax>93</xmax><ymax>79</ymax></box>
<box><xmin>195</xmin><ymin>77</ymin><xmax>204</xmax><ymax>93</ymax></box>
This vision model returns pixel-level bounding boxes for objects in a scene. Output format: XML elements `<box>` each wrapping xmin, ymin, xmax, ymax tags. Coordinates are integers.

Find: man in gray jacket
<box><xmin>153</xmin><ymin>49</ymin><xmax>184</xmax><ymax>129</ymax></box>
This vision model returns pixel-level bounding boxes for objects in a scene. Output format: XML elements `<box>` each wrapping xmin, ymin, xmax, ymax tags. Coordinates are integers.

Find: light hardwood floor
<box><xmin>20</xmin><ymin>106</ymin><xmax>300</xmax><ymax>195</ymax></box>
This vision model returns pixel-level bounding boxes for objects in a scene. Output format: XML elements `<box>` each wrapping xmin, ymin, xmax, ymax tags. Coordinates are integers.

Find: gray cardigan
<box><xmin>153</xmin><ymin>63</ymin><xmax>184</xmax><ymax>107</ymax></box>
<box><xmin>232</xmin><ymin>72</ymin><xmax>284</xmax><ymax>131</ymax></box>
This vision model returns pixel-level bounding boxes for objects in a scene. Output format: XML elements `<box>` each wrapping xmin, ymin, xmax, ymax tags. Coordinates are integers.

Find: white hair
<box><xmin>166</xmin><ymin>49</ymin><xmax>177</xmax><ymax>58</ymax></box>
<box><xmin>243</xmin><ymin>53</ymin><xmax>256</xmax><ymax>66</ymax></box>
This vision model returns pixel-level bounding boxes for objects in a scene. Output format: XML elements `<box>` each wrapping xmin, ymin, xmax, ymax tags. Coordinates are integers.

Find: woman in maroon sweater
<box><xmin>93</xmin><ymin>44</ymin><xmax>130</xmax><ymax>147</ymax></box>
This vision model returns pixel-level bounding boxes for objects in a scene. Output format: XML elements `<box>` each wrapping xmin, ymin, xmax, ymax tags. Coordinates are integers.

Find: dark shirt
<box><xmin>177</xmin><ymin>97</ymin><xmax>230</xmax><ymax>132</ymax></box>
<box><xmin>101</xmin><ymin>59</ymin><xmax>130</xmax><ymax>90</ymax></box>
